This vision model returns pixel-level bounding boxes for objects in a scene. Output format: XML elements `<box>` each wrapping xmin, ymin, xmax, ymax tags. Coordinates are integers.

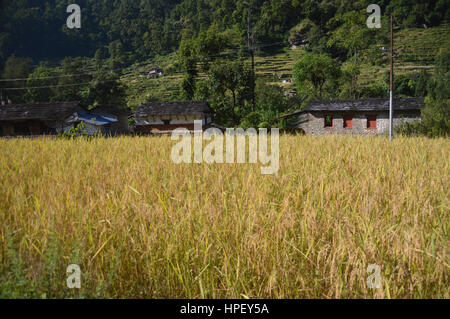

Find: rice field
<box><xmin>0</xmin><ymin>135</ymin><xmax>448</xmax><ymax>298</ymax></box>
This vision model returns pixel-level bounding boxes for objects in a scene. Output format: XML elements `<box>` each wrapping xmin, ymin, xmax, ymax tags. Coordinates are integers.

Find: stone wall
<box><xmin>294</xmin><ymin>111</ymin><xmax>420</xmax><ymax>136</ymax></box>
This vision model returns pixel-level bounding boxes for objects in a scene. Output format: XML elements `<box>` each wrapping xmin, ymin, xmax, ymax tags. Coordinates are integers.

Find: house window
<box><xmin>343</xmin><ymin>115</ymin><xmax>353</xmax><ymax>129</ymax></box>
<box><xmin>367</xmin><ymin>115</ymin><xmax>377</xmax><ymax>129</ymax></box>
<box><xmin>162</xmin><ymin>119</ymin><xmax>171</xmax><ymax>125</ymax></box>
<box><xmin>324</xmin><ymin>115</ymin><xmax>333</xmax><ymax>128</ymax></box>
<box><xmin>14</xmin><ymin>122</ymin><xmax>30</xmax><ymax>135</ymax></box>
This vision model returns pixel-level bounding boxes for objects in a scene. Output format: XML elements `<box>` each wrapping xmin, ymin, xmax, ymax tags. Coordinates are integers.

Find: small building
<box><xmin>280</xmin><ymin>98</ymin><xmax>424</xmax><ymax>135</ymax></box>
<box><xmin>147</xmin><ymin>67</ymin><xmax>163</xmax><ymax>78</ymax></box>
<box><xmin>134</xmin><ymin>101</ymin><xmax>217</xmax><ymax>134</ymax></box>
<box><xmin>75</xmin><ymin>105</ymin><xmax>131</xmax><ymax>135</ymax></box>
<box><xmin>0</xmin><ymin>102</ymin><xmax>131</xmax><ymax>137</ymax></box>
<box><xmin>0</xmin><ymin>101</ymin><xmax>79</xmax><ymax>137</ymax></box>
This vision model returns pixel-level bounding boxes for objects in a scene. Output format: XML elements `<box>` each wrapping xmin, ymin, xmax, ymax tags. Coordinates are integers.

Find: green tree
<box><xmin>54</xmin><ymin>57</ymin><xmax>89</xmax><ymax>102</ymax></box>
<box><xmin>1</xmin><ymin>54</ymin><xmax>32</xmax><ymax>103</ymax></box>
<box><xmin>415</xmin><ymin>70</ymin><xmax>430</xmax><ymax>97</ymax></box>
<box><xmin>421</xmin><ymin>97</ymin><xmax>449</xmax><ymax>137</ymax></box>
<box><xmin>327</xmin><ymin>10</ymin><xmax>375</xmax><ymax>61</ymax></box>
<box><xmin>195</xmin><ymin>25</ymin><xmax>228</xmax><ymax>71</ymax></box>
<box><xmin>253</xmin><ymin>79</ymin><xmax>293</xmax><ymax>128</ymax></box>
<box><xmin>398</xmin><ymin>51</ymin><xmax>449</xmax><ymax>137</ymax></box>
<box><xmin>94</xmin><ymin>48</ymin><xmax>108</xmax><ymax>69</ymax></box>
<box><xmin>23</xmin><ymin>63</ymin><xmax>59</xmax><ymax>102</ymax></box>
<box><xmin>293</xmin><ymin>52</ymin><xmax>341</xmax><ymax>99</ymax></box>
<box><xmin>339</xmin><ymin>60</ymin><xmax>361</xmax><ymax>99</ymax></box>
<box><xmin>83</xmin><ymin>70</ymin><xmax>127</xmax><ymax>108</ymax></box>
<box><xmin>108</xmin><ymin>41</ymin><xmax>127</xmax><ymax>71</ymax></box>
<box><xmin>207</xmin><ymin>60</ymin><xmax>252</xmax><ymax>124</ymax></box>
<box><xmin>210</xmin><ymin>61</ymin><xmax>251</xmax><ymax>112</ymax></box>
<box><xmin>178</xmin><ymin>30</ymin><xmax>198</xmax><ymax>100</ymax></box>
<box><xmin>422</xmin><ymin>50</ymin><xmax>450</xmax><ymax>136</ymax></box>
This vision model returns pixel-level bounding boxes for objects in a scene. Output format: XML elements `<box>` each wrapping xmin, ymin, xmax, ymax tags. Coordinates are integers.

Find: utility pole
<box><xmin>389</xmin><ymin>15</ymin><xmax>394</xmax><ymax>141</ymax></box>
<box><xmin>247</xmin><ymin>6</ymin><xmax>256</xmax><ymax>112</ymax></box>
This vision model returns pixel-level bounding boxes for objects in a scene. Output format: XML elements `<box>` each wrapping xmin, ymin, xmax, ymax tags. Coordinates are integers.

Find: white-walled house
<box><xmin>134</xmin><ymin>101</ymin><xmax>218</xmax><ymax>134</ymax></box>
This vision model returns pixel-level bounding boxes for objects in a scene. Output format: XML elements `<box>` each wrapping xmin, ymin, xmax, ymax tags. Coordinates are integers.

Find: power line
<box><xmin>0</xmin><ymin>70</ymin><xmax>102</xmax><ymax>82</ymax></box>
<box><xmin>2</xmin><ymin>79</ymin><xmax>119</xmax><ymax>91</ymax></box>
<box><xmin>0</xmin><ymin>60</ymin><xmax>158</xmax><ymax>82</ymax></box>
<box><xmin>0</xmin><ymin>40</ymin><xmax>289</xmax><ymax>83</ymax></box>
<box><xmin>2</xmin><ymin>56</ymin><xmax>259</xmax><ymax>91</ymax></box>
<box><xmin>2</xmin><ymin>70</ymin><xmax>145</xmax><ymax>90</ymax></box>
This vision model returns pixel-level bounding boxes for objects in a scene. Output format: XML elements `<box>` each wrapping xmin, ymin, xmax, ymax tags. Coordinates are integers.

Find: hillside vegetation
<box><xmin>123</xmin><ymin>24</ymin><xmax>450</xmax><ymax>108</ymax></box>
<box><xmin>1</xmin><ymin>1</ymin><xmax>448</xmax><ymax>133</ymax></box>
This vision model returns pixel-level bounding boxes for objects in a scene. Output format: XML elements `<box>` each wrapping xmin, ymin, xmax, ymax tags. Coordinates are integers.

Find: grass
<box><xmin>0</xmin><ymin>135</ymin><xmax>448</xmax><ymax>299</ymax></box>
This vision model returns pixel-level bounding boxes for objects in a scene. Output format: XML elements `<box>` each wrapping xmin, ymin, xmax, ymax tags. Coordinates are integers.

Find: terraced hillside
<box><xmin>121</xmin><ymin>25</ymin><xmax>450</xmax><ymax>109</ymax></box>
<box><xmin>358</xmin><ymin>25</ymin><xmax>449</xmax><ymax>88</ymax></box>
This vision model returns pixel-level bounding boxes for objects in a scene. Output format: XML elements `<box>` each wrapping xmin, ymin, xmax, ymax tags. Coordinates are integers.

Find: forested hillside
<box><xmin>0</xmin><ymin>0</ymin><xmax>449</xmax><ymax>133</ymax></box>
<box><xmin>1</xmin><ymin>0</ymin><xmax>448</xmax><ymax>62</ymax></box>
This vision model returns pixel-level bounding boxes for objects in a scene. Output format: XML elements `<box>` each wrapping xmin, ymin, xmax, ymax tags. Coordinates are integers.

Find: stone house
<box><xmin>280</xmin><ymin>98</ymin><xmax>424</xmax><ymax>135</ymax></box>
<box><xmin>134</xmin><ymin>101</ymin><xmax>222</xmax><ymax>135</ymax></box>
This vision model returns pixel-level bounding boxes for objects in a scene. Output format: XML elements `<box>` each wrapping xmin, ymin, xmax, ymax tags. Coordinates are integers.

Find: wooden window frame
<box><xmin>367</xmin><ymin>115</ymin><xmax>377</xmax><ymax>130</ymax></box>
<box><xmin>324</xmin><ymin>115</ymin><xmax>333</xmax><ymax>128</ymax></box>
<box><xmin>343</xmin><ymin>114</ymin><xmax>353</xmax><ymax>129</ymax></box>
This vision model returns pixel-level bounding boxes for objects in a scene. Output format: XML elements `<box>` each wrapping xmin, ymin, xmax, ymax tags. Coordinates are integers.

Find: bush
<box><xmin>397</xmin><ymin>97</ymin><xmax>449</xmax><ymax>137</ymax></box>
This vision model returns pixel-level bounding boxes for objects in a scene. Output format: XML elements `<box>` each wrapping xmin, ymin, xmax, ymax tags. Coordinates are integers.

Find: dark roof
<box><xmin>90</xmin><ymin>105</ymin><xmax>131</xmax><ymax>116</ymax></box>
<box><xmin>135</xmin><ymin>101</ymin><xmax>212</xmax><ymax>117</ymax></box>
<box><xmin>0</xmin><ymin>102</ymin><xmax>79</xmax><ymax>121</ymax></box>
<box><xmin>280</xmin><ymin>98</ymin><xmax>424</xmax><ymax>118</ymax></box>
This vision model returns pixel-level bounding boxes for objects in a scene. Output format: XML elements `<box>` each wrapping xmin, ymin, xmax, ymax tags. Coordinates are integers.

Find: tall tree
<box><xmin>178</xmin><ymin>30</ymin><xmax>198</xmax><ymax>100</ymax></box>
<box><xmin>1</xmin><ymin>54</ymin><xmax>32</xmax><ymax>103</ymax></box>
<box><xmin>208</xmin><ymin>60</ymin><xmax>252</xmax><ymax>124</ymax></box>
<box><xmin>293</xmin><ymin>53</ymin><xmax>341</xmax><ymax>99</ymax></box>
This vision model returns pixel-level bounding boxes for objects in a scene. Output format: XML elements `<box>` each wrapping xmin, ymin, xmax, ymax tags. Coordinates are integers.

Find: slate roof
<box><xmin>0</xmin><ymin>102</ymin><xmax>79</xmax><ymax>121</ymax></box>
<box><xmin>91</xmin><ymin>105</ymin><xmax>131</xmax><ymax>117</ymax></box>
<box><xmin>135</xmin><ymin>101</ymin><xmax>212</xmax><ymax>117</ymax></box>
<box><xmin>280</xmin><ymin>98</ymin><xmax>424</xmax><ymax>118</ymax></box>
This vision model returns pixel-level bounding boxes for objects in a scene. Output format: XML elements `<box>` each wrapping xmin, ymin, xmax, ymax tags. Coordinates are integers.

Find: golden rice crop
<box><xmin>0</xmin><ymin>135</ymin><xmax>448</xmax><ymax>298</ymax></box>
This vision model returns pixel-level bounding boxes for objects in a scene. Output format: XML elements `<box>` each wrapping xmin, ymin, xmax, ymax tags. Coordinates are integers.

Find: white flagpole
<box><xmin>389</xmin><ymin>15</ymin><xmax>394</xmax><ymax>141</ymax></box>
